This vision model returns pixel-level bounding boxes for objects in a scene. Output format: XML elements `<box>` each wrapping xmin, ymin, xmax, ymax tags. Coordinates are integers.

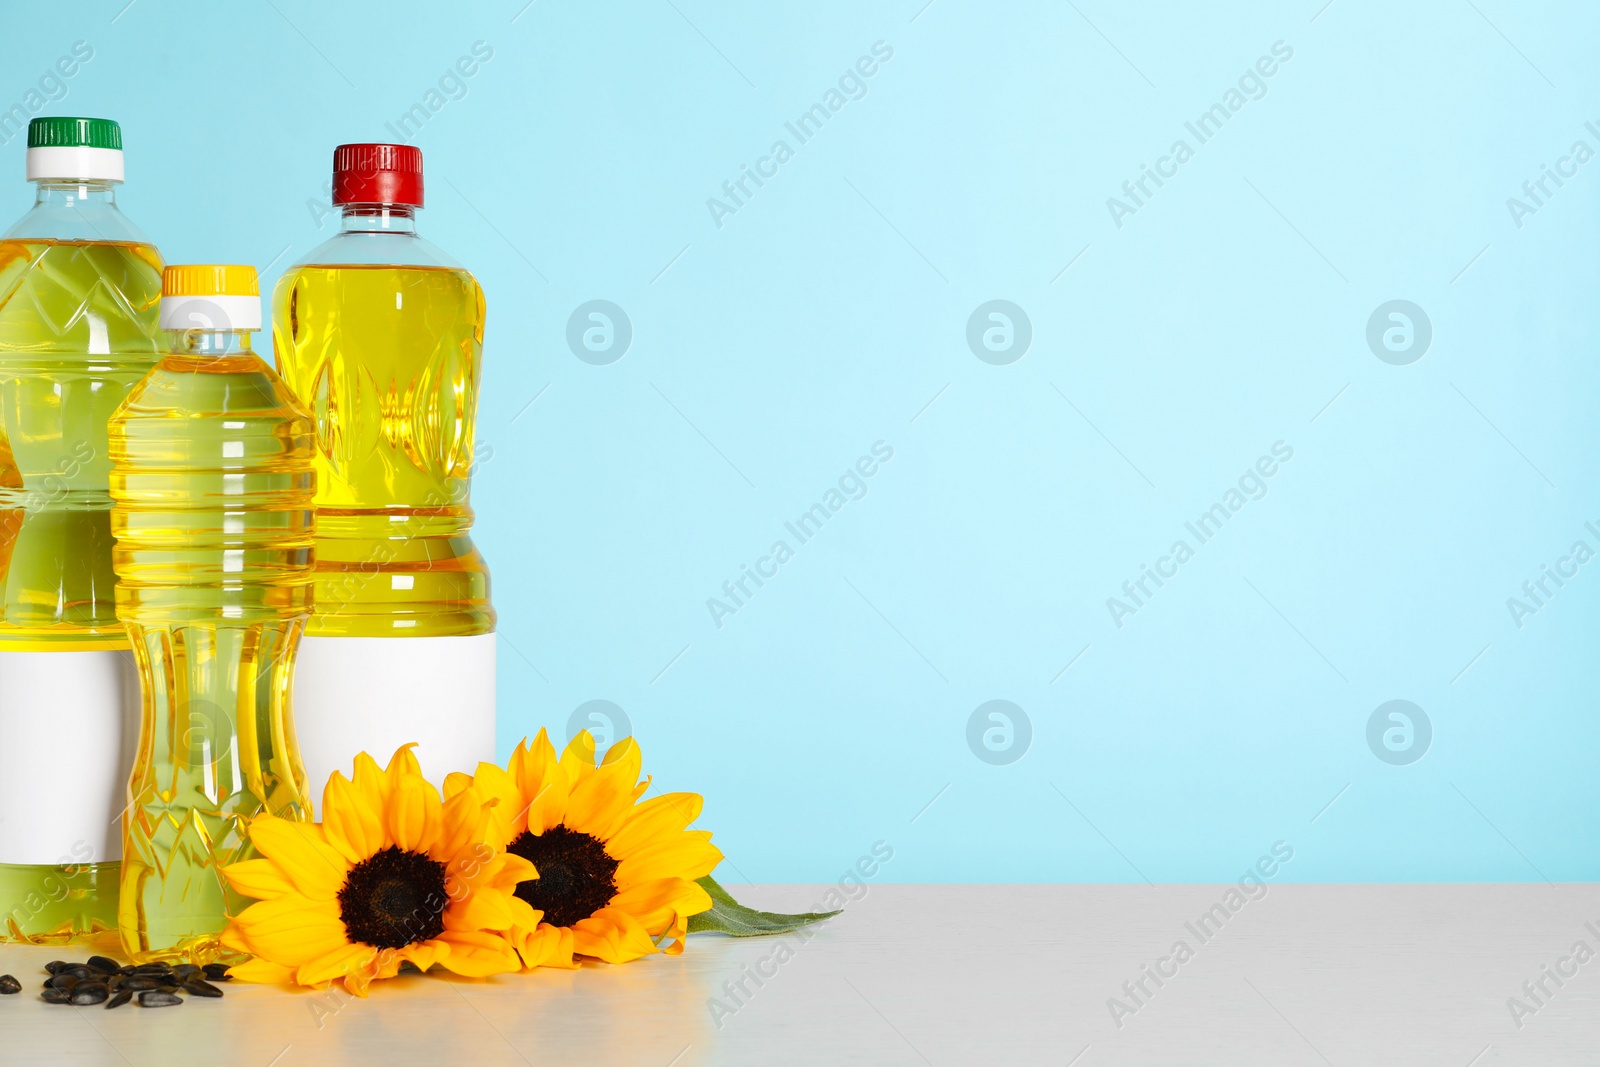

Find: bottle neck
<box><xmin>173</xmin><ymin>330</ymin><xmax>255</xmax><ymax>357</ymax></box>
<box><xmin>340</xmin><ymin>204</ymin><xmax>417</xmax><ymax>235</ymax></box>
<box><xmin>32</xmin><ymin>180</ymin><xmax>119</xmax><ymax>208</ymax></box>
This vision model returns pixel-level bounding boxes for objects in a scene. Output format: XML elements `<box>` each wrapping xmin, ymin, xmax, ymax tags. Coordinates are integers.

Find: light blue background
<box><xmin>4</xmin><ymin>1</ymin><xmax>1595</xmax><ymax>884</ymax></box>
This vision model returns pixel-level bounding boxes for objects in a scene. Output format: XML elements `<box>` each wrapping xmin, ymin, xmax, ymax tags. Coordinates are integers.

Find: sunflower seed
<box><xmin>46</xmin><ymin>974</ymin><xmax>78</xmax><ymax>990</ymax></box>
<box><xmin>121</xmin><ymin>975</ymin><xmax>168</xmax><ymax>991</ymax></box>
<box><xmin>60</xmin><ymin>964</ymin><xmax>93</xmax><ymax>980</ymax></box>
<box><xmin>85</xmin><ymin>956</ymin><xmax>120</xmax><ymax>974</ymax></box>
<box><xmin>132</xmin><ymin>962</ymin><xmax>172</xmax><ymax>975</ymax></box>
<box><xmin>201</xmin><ymin>963</ymin><xmax>231</xmax><ymax>981</ymax></box>
<box><xmin>0</xmin><ymin>975</ymin><xmax>18</xmax><ymax>994</ymax></box>
<box><xmin>137</xmin><ymin>991</ymin><xmax>181</xmax><ymax>1008</ymax></box>
<box><xmin>70</xmin><ymin>986</ymin><xmax>109</xmax><ymax>1005</ymax></box>
<box><xmin>106</xmin><ymin>975</ymin><xmax>124</xmax><ymax>991</ymax></box>
<box><xmin>183</xmin><ymin>977</ymin><xmax>222</xmax><ymax>998</ymax></box>
<box><xmin>43</xmin><ymin>961</ymin><xmax>68</xmax><ymax>975</ymax></box>
<box><xmin>39</xmin><ymin>988</ymin><xmax>71</xmax><ymax>1004</ymax></box>
<box><xmin>105</xmin><ymin>989</ymin><xmax>133</xmax><ymax>1009</ymax></box>
<box><xmin>171</xmin><ymin>964</ymin><xmax>199</xmax><ymax>980</ymax></box>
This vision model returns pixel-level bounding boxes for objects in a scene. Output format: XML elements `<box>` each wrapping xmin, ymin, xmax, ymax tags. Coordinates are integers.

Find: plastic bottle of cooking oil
<box><xmin>272</xmin><ymin>143</ymin><xmax>494</xmax><ymax>803</ymax></box>
<box><xmin>111</xmin><ymin>264</ymin><xmax>314</xmax><ymax>962</ymax></box>
<box><xmin>0</xmin><ymin>117</ymin><xmax>161</xmax><ymax>945</ymax></box>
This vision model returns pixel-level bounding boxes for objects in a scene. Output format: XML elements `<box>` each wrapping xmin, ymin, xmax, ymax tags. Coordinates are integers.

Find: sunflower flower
<box><xmin>445</xmin><ymin>728</ymin><xmax>722</xmax><ymax>968</ymax></box>
<box><xmin>220</xmin><ymin>745</ymin><xmax>537</xmax><ymax>996</ymax></box>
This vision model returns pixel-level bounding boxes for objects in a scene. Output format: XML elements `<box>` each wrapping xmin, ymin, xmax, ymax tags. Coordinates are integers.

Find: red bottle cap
<box><xmin>332</xmin><ymin>143</ymin><xmax>423</xmax><ymax>207</ymax></box>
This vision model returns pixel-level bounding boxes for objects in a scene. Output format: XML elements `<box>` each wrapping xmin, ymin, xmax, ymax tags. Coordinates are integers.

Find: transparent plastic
<box><xmin>271</xmin><ymin>205</ymin><xmax>492</xmax><ymax>637</ymax></box>
<box><xmin>0</xmin><ymin>184</ymin><xmax>162</xmax><ymax>646</ymax></box>
<box><xmin>0</xmin><ymin>179</ymin><xmax>162</xmax><ymax>943</ymax></box>
<box><xmin>110</xmin><ymin>324</ymin><xmax>314</xmax><ymax>962</ymax></box>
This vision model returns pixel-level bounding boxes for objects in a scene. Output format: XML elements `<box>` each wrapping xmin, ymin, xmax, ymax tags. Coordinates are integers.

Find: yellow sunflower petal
<box><xmin>385</xmin><ymin>742</ymin><xmax>423</xmax><ymax>783</ymax></box>
<box><xmin>434</xmin><ymin>930</ymin><xmax>522</xmax><ymax>977</ymax></box>
<box><xmin>247</xmin><ymin>816</ymin><xmax>350</xmax><ymax>900</ymax></box>
<box><xmin>513</xmin><ymin>733</ymin><xmax>569</xmax><ymax>835</ymax></box>
<box><xmin>226</xmin><ymin>894</ymin><xmax>348</xmax><ymax>967</ymax></box>
<box><xmin>219</xmin><ymin>924</ymin><xmax>254</xmax><ymax>957</ymax></box>
<box><xmin>221</xmin><ymin>858</ymin><xmax>297</xmax><ymax>902</ymax></box>
<box><xmin>629</xmin><ymin>775</ymin><xmax>652</xmax><ymax>805</ymax></box>
<box><xmin>615</xmin><ymin>831</ymin><xmax>722</xmax><ymax>889</ymax></box>
<box><xmin>604</xmin><ymin>792</ymin><xmax>703</xmax><ymax>860</ymax></box>
<box><xmin>609</xmin><ymin>876</ymin><xmax>713</xmax><ymax>933</ymax></box>
<box><xmin>295</xmin><ymin>942</ymin><xmax>380</xmax><ymax>987</ymax></box>
<box><xmin>350</xmin><ymin>751</ymin><xmax>390</xmax><ymax>808</ymax></box>
<box><xmin>570</xmin><ymin>905</ymin><xmax>657</xmax><ymax>963</ymax></box>
<box><xmin>600</xmin><ymin>735</ymin><xmax>643</xmax><ymax>780</ymax></box>
<box><xmin>434</xmin><ymin>783</ymin><xmax>491</xmax><ymax>866</ymax></box>
<box><xmin>486</xmin><ymin>852</ymin><xmax>537</xmax><ymax>893</ymax></box>
<box><xmin>226</xmin><ymin>957</ymin><xmax>296</xmax><ymax>984</ymax></box>
<box><xmin>442</xmin><ymin>878</ymin><xmax>514</xmax><ymax>932</ymax></box>
<box><xmin>660</xmin><ymin>910</ymin><xmax>690</xmax><ymax>956</ymax></box>
<box><xmin>322</xmin><ymin>770</ymin><xmax>386</xmax><ymax>864</ymax></box>
<box><xmin>506</xmin><ymin>735</ymin><xmax>538</xmax><ymax>796</ymax></box>
<box><xmin>516</xmin><ymin>922</ymin><xmax>576</xmax><ymax>969</ymax></box>
<box><xmin>343</xmin><ymin>948</ymin><xmax>405</xmax><ymax>998</ymax></box>
<box><xmin>558</xmin><ymin>730</ymin><xmax>595</xmax><ymax>781</ymax></box>
<box><xmin>382</xmin><ymin>742</ymin><xmax>419</xmax><ymax>777</ymax></box>
<box><xmin>563</xmin><ymin>753</ymin><xmax>643</xmax><ymax>839</ymax></box>
<box><xmin>387</xmin><ymin>773</ymin><xmax>442</xmax><ymax>853</ymax></box>
<box><xmin>394</xmin><ymin>939</ymin><xmax>449</xmax><ymax>975</ymax></box>
<box><xmin>464</xmin><ymin>762</ymin><xmax>524</xmax><ymax>844</ymax></box>
<box><xmin>442</xmin><ymin>770</ymin><xmax>474</xmax><ymax>801</ymax></box>
<box><xmin>508</xmin><ymin>896</ymin><xmax>541</xmax><ymax>931</ymax></box>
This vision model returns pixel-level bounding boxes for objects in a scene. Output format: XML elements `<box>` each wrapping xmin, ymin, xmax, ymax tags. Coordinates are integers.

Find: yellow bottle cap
<box><xmin>159</xmin><ymin>265</ymin><xmax>261</xmax><ymax>331</ymax></box>
<box><xmin>161</xmin><ymin>264</ymin><xmax>259</xmax><ymax>299</ymax></box>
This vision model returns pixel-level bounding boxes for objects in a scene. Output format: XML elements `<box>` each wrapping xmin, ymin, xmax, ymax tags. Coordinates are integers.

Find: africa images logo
<box><xmin>1366</xmin><ymin>700</ymin><xmax>1430</xmax><ymax>766</ymax></box>
<box><xmin>566</xmin><ymin>300</ymin><xmax>633</xmax><ymax>365</ymax></box>
<box><xmin>1105</xmin><ymin>41</ymin><xmax>1294</xmax><ymax>229</ymax></box>
<box><xmin>706</xmin><ymin>41</ymin><xmax>895</xmax><ymax>228</ymax></box>
<box><xmin>966</xmin><ymin>301</ymin><xmax>1032</xmax><ymax>365</ymax></box>
<box><xmin>966</xmin><ymin>701</ymin><xmax>1031</xmax><ymax>766</ymax></box>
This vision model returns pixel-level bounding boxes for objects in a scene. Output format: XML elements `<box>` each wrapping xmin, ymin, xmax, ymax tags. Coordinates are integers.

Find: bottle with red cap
<box><xmin>271</xmin><ymin>144</ymin><xmax>495</xmax><ymax>802</ymax></box>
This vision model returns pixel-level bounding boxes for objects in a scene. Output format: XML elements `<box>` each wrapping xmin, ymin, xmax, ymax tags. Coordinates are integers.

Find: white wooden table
<box><xmin>0</xmin><ymin>884</ymin><xmax>1594</xmax><ymax>1065</ymax></box>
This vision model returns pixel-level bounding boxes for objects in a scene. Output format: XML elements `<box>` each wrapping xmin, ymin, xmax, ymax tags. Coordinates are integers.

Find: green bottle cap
<box><xmin>27</xmin><ymin>117</ymin><xmax>122</xmax><ymax>151</ymax></box>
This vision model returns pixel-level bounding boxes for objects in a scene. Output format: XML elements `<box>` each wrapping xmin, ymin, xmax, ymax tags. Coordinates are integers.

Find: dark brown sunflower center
<box><xmin>507</xmin><ymin>825</ymin><xmax>619</xmax><ymax>929</ymax></box>
<box><xmin>338</xmin><ymin>846</ymin><xmax>449</xmax><ymax>949</ymax></box>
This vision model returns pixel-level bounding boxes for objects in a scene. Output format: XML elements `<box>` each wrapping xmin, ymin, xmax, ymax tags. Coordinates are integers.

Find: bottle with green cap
<box><xmin>0</xmin><ymin>116</ymin><xmax>161</xmax><ymax>945</ymax></box>
<box><xmin>110</xmin><ymin>263</ymin><xmax>315</xmax><ymax>962</ymax></box>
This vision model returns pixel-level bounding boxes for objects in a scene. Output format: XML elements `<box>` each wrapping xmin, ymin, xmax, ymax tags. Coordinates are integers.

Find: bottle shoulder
<box><xmin>119</xmin><ymin>353</ymin><xmax>310</xmax><ymax>420</ymax></box>
<box><xmin>2</xmin><ymin>200</ymin><xmax>155</xmax><ymax>246</ymax></box>
<box><xmin>288</xmin><ymin>230</ymin><xmax>468</xmax><ymax>272</ymax></box>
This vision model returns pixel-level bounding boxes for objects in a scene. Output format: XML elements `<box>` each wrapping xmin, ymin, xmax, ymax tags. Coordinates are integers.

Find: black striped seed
<box><xmin>137</xmin><ymin>991</ymin><xmax>181</xmax><ymax>1008</ymax></box>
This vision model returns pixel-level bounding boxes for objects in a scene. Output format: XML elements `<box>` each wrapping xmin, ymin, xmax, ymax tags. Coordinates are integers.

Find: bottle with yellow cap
<box><xmin>109</xmin><ymin>263</ymin><xmax>314</xmax><ymax>962</ymax></box>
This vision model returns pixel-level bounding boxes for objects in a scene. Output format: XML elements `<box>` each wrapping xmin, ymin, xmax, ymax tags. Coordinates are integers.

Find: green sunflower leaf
<box><xmin>686</xmin><ymin>875</ymin><xmax>842</xmax><ymax>936</ymax></box>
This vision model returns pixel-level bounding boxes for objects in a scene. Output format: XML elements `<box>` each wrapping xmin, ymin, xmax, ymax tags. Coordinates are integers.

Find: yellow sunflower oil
<box><xmin>272</xmin><ymin>143</ymin><xmax>495</xmax><ymax>803</ymax></box>
<box><xmin>0</xmin><ymin>117</ymin><xmax>161</xmax><ymax>945</ymax></box>
<box><xmin>110</xmin><ymin>264</ymin><xmax>314</xmax><ymax>962</ymax></box>
<box><xmin>274</xmin><ymin>262</ymin><xmax>489</xmax><ymax>635</ymax></box>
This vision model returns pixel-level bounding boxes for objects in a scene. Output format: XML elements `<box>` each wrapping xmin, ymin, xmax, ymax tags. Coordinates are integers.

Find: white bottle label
<box><xmin>0</xmin><ymin>650</ymin><xmax>137</xmax><ymax>865</ymax></box>
<box><xmin>293</xmin><ymin>633</ymin><xmax>496</xmax><ymax>813</ymax></box>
